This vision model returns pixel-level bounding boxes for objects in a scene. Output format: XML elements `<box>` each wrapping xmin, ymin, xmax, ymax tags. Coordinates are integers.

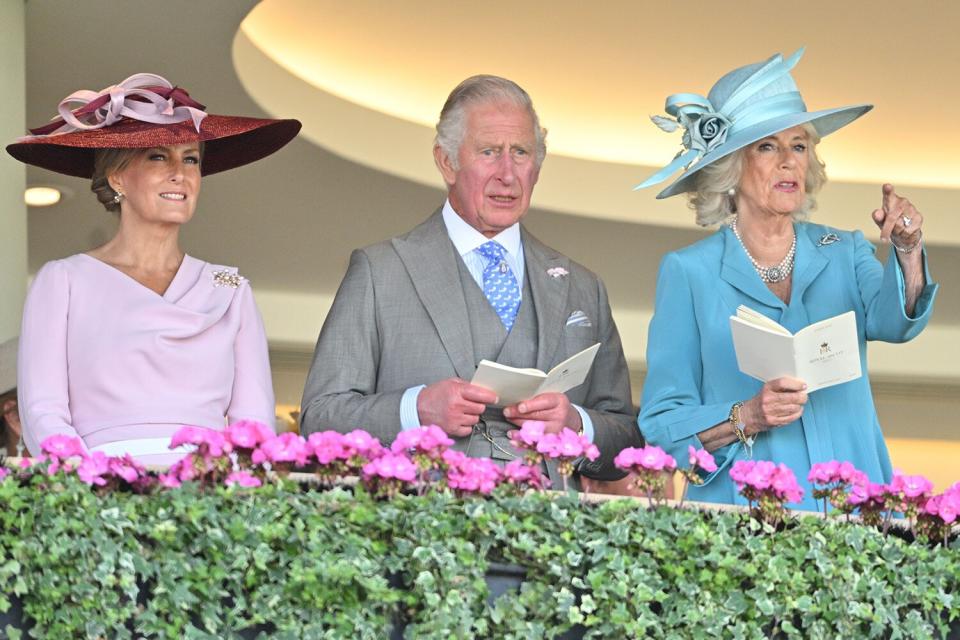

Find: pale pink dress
<box><xmin>18</xmin><ymin>254</ymin><xmax>275</xmax><ymax>466</ymax></box>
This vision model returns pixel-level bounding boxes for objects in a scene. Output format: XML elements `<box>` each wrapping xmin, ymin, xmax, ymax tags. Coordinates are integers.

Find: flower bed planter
<box><xmin>1</xmin><ymin>425</ymin><xmax>958</xmax><ymax>639</ymax></box>
<box><xmin>4</xmin><ymin>480</ymin><xmax>956</xmax><ymax>639</ymax></box>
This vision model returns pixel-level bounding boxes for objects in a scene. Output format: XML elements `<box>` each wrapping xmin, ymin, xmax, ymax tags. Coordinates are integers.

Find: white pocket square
<box><xmin>566</xmin><ymin>310</ymin><xmax>592</xmax><ymax>327</ymax></box>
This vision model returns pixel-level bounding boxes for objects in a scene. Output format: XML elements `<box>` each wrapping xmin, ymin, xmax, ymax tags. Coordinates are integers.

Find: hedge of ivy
<box><xmin>1</xmin><ymin>472</ymin><xmax>958</xmax><ymax>639</ymax></box>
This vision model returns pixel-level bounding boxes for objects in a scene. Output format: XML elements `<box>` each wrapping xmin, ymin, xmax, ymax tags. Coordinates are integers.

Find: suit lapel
<box><xmin>522</xmin><ymin>228</ymin><xmax>571</xmax><ymax>371</ymax></box>
<box><xmin>719</xmin><ymin>224</ymin><xmax>787</xmax><ymax>311</ymax></box>
<box><xmin>789</xmin><ymin>224</ymin><xmax>828</xmax><ymax>306</ymax></box>
<box><xmin>392</xmin><ymin>210</ymin><xmax>476</xmax><ymax>380</ymax></box>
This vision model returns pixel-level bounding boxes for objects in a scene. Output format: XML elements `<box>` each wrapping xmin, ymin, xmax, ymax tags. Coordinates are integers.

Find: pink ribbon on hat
<box><xmin>27</xmin><ymin>73</ymin><xmax>208</xmax><ymax>137</ymax></box>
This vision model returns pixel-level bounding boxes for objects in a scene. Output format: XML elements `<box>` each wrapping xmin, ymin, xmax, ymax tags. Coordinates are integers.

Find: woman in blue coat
<box><xmin>635</xmin><ymin>49</ymin><xmax>938</xmax><ymax>510</ymax></box>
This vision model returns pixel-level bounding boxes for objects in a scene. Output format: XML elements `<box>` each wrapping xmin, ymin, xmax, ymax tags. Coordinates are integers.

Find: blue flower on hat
<box><xmin>652</xmin><ymin>102</ymin><xmax>732</xmax><ymax>165</ymax></box>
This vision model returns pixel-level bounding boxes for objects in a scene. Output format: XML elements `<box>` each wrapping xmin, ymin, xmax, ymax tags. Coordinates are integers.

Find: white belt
<box><xmin>89</xmin><ymin>438</ymin><xmax>190</xmax><ymax>457</ymax></box>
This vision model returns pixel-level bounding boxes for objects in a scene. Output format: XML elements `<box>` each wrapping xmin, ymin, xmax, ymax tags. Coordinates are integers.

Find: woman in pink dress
<box><xmin>7</xmin><ymin>74</ymin><xmax>301</xmax><ymax>465</ymax></box>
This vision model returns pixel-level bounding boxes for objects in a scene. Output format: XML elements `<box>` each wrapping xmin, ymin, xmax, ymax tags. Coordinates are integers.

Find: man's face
<box><xmin>435</xmin><ymin>101</ymin><xmax>540</xmax><ymax>238</ymax></box>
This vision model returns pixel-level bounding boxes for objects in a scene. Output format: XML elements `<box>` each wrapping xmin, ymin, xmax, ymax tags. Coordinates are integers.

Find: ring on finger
<box><xmin>901</xmin><ymin>214</ymin><xmax>912</xmax><ymax>227</ymax></box>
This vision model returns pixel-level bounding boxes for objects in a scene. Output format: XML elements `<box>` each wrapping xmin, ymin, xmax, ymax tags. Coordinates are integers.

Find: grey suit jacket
<box><xmin>300</xmin><ymin>209</ymin><xmax>641</xmax><ymax>479</ymax></box>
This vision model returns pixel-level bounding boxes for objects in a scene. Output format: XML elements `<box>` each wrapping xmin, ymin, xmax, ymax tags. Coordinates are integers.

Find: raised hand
<box><xmin>871</xmin><ymin>183</ymin><xmax>922</xmax><ymax>252</ymax></box>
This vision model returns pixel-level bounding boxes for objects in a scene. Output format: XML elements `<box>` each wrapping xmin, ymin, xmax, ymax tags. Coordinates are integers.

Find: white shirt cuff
<box><xmin>400</xmin><ymin>385</ymin><xmax>427</xmax><ymax>430</ymax></box>
<box><xmin>573</xmin><ymin>404</ymin><xmax>595</xmax><ymax>443</ymax></box>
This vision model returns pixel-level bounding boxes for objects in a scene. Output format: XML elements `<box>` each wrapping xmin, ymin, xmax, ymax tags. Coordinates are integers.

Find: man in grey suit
<box><xmin>300</xmin><ymin>75</ymin><xmax>640</xmax><ymax>486</ymax></box>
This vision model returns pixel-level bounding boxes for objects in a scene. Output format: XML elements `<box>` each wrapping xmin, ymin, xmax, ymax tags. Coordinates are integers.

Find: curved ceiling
<box><xmin>235</xmin><ymin>0</ymin><xmax>959</xmax><ymax>241</ymax></box>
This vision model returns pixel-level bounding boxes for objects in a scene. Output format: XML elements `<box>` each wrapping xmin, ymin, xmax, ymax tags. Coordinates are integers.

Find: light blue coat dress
<box><xmin>638</xmin><ymin>222</ymin><xmax>938</xmax><ymax>511</ymax></box>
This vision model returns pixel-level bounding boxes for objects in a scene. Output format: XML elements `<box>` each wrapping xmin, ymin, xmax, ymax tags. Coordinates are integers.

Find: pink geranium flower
<box><xmin>687</xmin><ymin>446</ymin><xmax>718</xmax><ymax>473</ymax></box>
<box><xmin>224</xmin><ymin>420</ymin><xmax>274</xmax><ymax>450</ymax></box>
<box><xmin>342</xmin><ymin>429</ymin><xmax>383</xmax><ymax>459</ymax></box>
<box><xmin>614</xmin><ymin>446</ymin><xmax>677</xmax><ymax>504</ymax></box>
<box><xmin>108</xmin><ymin>455</ymin><xmax>145</xmax><ymax>484</ymax></box>
<box><xmin>441</xmin><ymin>449</ymin><xmax>467</xmax><ymax>468</ymax></box>
<box><xmin>809</xmin><ymin>460</ymin><xmax>871</xmax><ymax>515</ymax></box>
<box><xmin>808</xmin><ymin>460</ymin><xmax>841</xmax><ymax>485</ymax></box>
<box><xmin>252</xmin><ymin>432</ymin><xmax>310</xmax><ymax>466</ymax></box>
<box><xmin>307</xmin><ymin>431</ymin><xmax>348</xmax><ymax>465</ymax></box>
<box><xmin>40</xmin><ymin>434</ymin><xmax>86</xmax><ymax>460</ymax></box>
<box><xmin>731</xmin><ymin>460</ymin><xmax>804</xmax><ymax>526</ymax></box>
<box><xmin>446</xmin><ymin>456</ymin><xmax>502</xmax><ymax>495</ymax></box>
<box><xmin>935</xmin><ymin>490</ymin><xmax>960</xmax><ymax>524</ymax></box>
<box><xmin>76</xmin><ymin>451</ymin><xmax>111</xmax><ymax>486</ymax></box>
<box><xmin>509</xmin><ymin>421</ymin><xmax>546</xmax><ymax>450</ymax></box>
<box><xmin>169</xmin><ymin>426</ymin><xmax>230</xmax><ymax>457</ymax></box>
<box><xmin>225</xmin><ymin>471</ymin><xmax>262</xmax><ymax>488</ymax></box>
<box><xmin>531</xmin><ymin>428</ymin><xmax>598</xmax><ymax>461</ymax></box>
<box><xmin>626</xmin><ymin>446</ymin><xmax>676</xmax><ymax>473</ymax></box>
<box><xmin>168</xmin><ymin>458</ymin><xmax>199</xmax><ymax>483</ymax></box>
<box><xmin>890</xmin><ymin>471</ymin><xmax>933</xmax><ymax>500</ymax></box>
<box><xmin>391</xmin><ymin>425</ymin><xmax>454</xmax><ymax>460</ymax></box>
<box><xmin>362</xmin><ymin>452</ymin><xmax>418</xmax><ymax>483</ymax></box>
<box><xmin>502</xmin><ymin>459</ymin><xmax>547</xmax><ymax>491</ymax></box>
<box><xmin>770</xmin><ymin>464</ymin><xmax>804</xmax><ymax>503</ymax></box>
<box><xmin>169</xmin><ymin>426</ymin><xmax>210</xmax><ymax>449</ymax></box>
<box><xmin>158</xmin><ymin>472</ymin><xmax>182</xmax><ymax>489</ymax></box>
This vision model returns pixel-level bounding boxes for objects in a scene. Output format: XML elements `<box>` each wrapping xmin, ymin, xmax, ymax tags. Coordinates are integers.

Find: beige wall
<box><xmin>0</xmin><ymin>0</ymin><xmax>27</xmax><ymax>340</ymax></box>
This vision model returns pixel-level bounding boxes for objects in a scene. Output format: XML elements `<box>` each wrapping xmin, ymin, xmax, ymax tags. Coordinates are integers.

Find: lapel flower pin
<box><xmin>546</xmin><ymin>266</ymin><xmax>569</xmax><ymax>279</ymax></box>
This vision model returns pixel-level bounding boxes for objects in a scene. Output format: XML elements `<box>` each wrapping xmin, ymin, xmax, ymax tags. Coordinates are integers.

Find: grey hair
<box><xmin>435</xmin><ymin>75</ymin><xmax>547</xmax><ymax>170</ymax></box>
<box><xmin>689</xmin><ymin>123</ymin><xmax>827</xmax><ymax>227</ymax></box>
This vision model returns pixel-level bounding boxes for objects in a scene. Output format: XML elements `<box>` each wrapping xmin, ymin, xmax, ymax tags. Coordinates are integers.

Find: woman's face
<box><xmin>736</xmin><ymin>125</ymin><xmax>810</xmax><ymax>219</ymax></box>
<box><xmin>110</xmin><ymin>143</ymin><xmax>201</xmax><ymax>227</ymax></box>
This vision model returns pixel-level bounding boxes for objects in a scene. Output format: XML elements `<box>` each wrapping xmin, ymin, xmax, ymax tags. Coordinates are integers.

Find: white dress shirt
<box><xmin>399</xmin><ymin>200</ymin><xmax>594</xmax><ymax>442</ymax></box>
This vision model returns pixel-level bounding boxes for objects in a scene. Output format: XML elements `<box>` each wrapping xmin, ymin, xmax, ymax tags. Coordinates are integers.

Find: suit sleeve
<box><xmin>18</xmin><ymin>261</ymin><xmax>88</xmax><ymax>456</ymax></box>
<box><xmin>299</xmin><ymin>249</ymin><xmax>406</xmax><ymax>442</ymax></box>
<box><xmin>853</xmin><ymin>230</ymin><xmax>938</xmax><ymax>342</ymax></box>
<box><xmin>638</xmin><ymin>252</ymin><xmax>739</xmax><ymax>484</ymax></box>
<box><xmin>576</xmin><ymin>276</ymin><xmax>644</xmax><ymax>481</ymax></box>
<box><xmin>227</xmin><ymin>282</ymin><xmax>276</xmax><ymax>431</ymax></box>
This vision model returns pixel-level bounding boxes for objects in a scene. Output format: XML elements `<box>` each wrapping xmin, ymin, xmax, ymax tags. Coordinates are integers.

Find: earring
<box><xmin>112</xmin><ymin>191</ymin><xmax>124</xmax><ymax>204</ymax></box>
<box><xmin>727</xmin><ymin>188</ymin><xmax>736</xmax><ymax>197</ymax></box>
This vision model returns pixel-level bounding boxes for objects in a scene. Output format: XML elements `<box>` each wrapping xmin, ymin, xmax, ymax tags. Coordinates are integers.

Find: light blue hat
<box><xmin>635</xmin><ymin>48</ymin><xmax>872</xmax><ymax>199</ymax></box>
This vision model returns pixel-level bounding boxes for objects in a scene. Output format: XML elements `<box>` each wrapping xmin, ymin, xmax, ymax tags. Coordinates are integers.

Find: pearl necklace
<box><xmin>730</xmin><ymin>217</ymin><xmax>796</xmax><ymax>284</ymax></box>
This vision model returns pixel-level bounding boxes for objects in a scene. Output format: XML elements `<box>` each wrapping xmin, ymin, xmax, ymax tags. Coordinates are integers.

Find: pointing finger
<box><xmin>882</xmin><ymin>183</ymin><xmax>897</xmax><ymax>215</ymax></box>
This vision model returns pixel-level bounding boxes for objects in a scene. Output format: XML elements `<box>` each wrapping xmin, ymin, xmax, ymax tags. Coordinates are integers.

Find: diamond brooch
<box><xmin>212</xmin><ymin>270</ymin><xmax>242</xmax><ymax>288</ymax></box>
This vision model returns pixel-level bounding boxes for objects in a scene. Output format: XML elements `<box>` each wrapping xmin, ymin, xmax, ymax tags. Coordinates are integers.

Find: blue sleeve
<box><xmin>853</xmin><ymin>231</ymin><xmax>938</xmax><ymax>342</ymax></box>
<box><xmin>638</xmin><ymin>252</ymin><xmax>740</xmax><ymax>484</ymax></box>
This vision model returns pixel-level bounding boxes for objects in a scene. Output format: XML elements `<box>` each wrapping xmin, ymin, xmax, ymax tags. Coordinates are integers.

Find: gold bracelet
<box><xmin>728</xmin><ymin>401</ymin><xmax>754</xmax><ymax>457</ymax></box>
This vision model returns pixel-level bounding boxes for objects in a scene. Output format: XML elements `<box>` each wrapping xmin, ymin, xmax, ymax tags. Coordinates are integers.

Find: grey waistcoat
<box><xmin>455</xmin><ymin>256</ymin><xmax>538</xmax><ymax>462</ymax></box>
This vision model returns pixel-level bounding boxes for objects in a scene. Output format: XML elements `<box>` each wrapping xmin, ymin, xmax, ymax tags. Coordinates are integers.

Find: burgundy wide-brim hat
<box><xmin>6</xmin><ymin>73</ymin><xmax>302</xmax><ymax>178</ymax></box>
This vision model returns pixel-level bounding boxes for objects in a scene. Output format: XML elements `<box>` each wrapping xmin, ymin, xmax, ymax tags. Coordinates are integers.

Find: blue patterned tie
<box><xmin>477</xmin><ymin>241</ymin><xmax>521</xmax><ymax>331</ymax></box>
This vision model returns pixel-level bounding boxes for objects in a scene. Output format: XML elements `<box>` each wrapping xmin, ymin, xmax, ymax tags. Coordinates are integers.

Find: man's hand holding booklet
<box><xmin>470</xmin><ymin>343</ymin><xmax>601</xmax><ymax>407</ymax></box>
<box><xmin>729</xmin><ymin>306</ymin><xmax>861</xmax><ymax>392</ymax></box>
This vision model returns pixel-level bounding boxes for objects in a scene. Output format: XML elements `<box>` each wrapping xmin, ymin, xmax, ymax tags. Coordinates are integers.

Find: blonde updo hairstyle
<box><xmin>90</xmin><ymin>148</ymin><xmax>142</xmax><ymax>213</ymax></box>
<box><xmin>688</xmin><ymin>123</ymin><xmax>828</xmax><ymax>227</ymax></box>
